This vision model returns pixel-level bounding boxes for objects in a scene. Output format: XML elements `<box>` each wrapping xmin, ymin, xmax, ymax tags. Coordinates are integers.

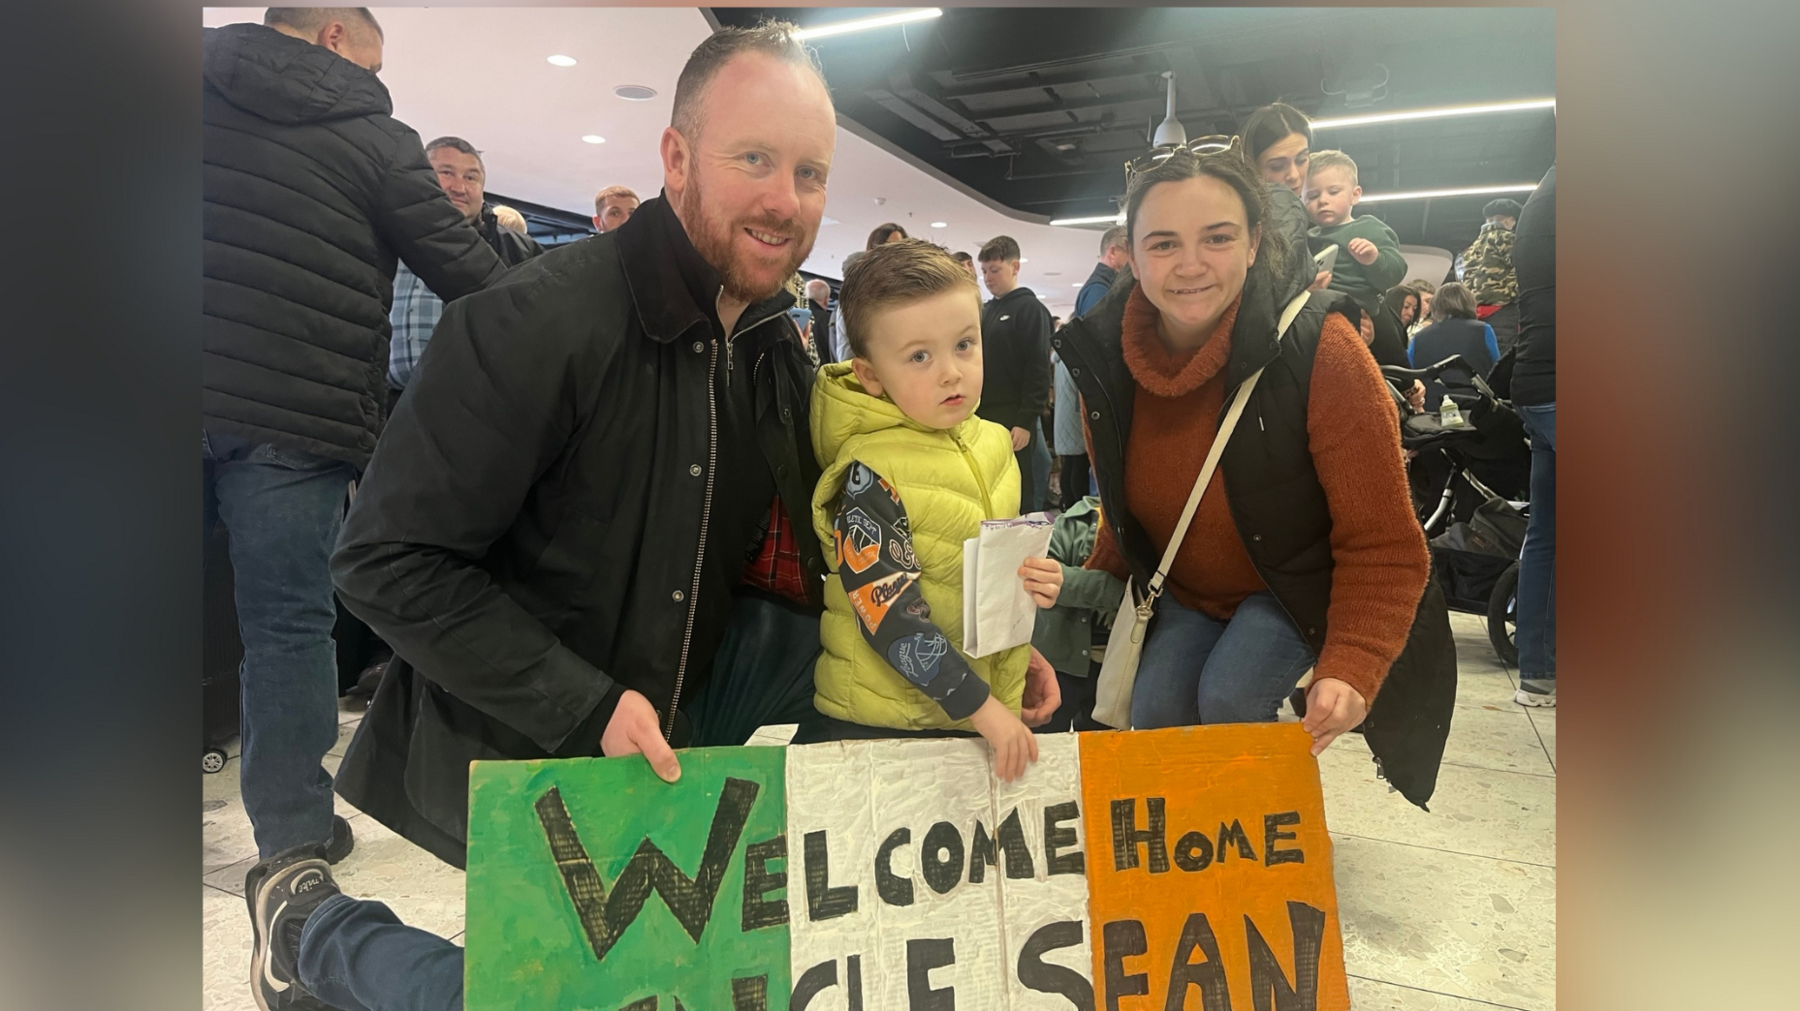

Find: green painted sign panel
<box><xmin>465</xmin><ymin>749</ymin><xmax>791</xmax><ymax>1011</ymax></box>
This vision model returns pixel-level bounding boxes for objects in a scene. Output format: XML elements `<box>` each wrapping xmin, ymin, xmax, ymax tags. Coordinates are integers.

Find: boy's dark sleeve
<box><xmin>1017</xmin><ymin>304</ymin><xmax>1054</xmax><ymax>428</ymax></box>
<box><xmin>835</xmin><ymin>461</ymin><xmax>991</xmax><ymax>721</ymax></box>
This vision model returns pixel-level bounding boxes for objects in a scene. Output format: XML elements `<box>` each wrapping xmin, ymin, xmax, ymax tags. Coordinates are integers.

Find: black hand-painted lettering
<box><xmin>1163</xmin><ymin>913</ymin><xmax>1229</xmax><ymax>1011</ymax></box>
<box><xmin>1216</xmin><ymin>819</ymin><xmax>1257</xmax><ymax>863</ymax></box>
<box><xmin>1263</xmin><ymin>812</ymin><xmax>1304</xmax><ymax>866</ymax></box>
<box><xmin>921</xmin><ymin>821</ymin><xmax>965</xmax><ymax>895</ymax></box>
<box><xmin>847</xmin><ymin>954</ymin><xmax>864</xmax><ymax>1011</ymax></box>
<box><xmin>967</xmin><ymin>808</ymin><xmax>1036</xmax><ymax>882</ymax></box>
<box><xmin>877</xmin><ymin>828</ymin><xmax>915</xmax><ymax>906</ymax></box>
<box><xmin>1017</xmin><ymin>920</ymin><xmax>1095</xmax><ymax>1011</ymax></box>
<box><xmin>906</xmin><ymin>938</ymin><xmax>957</xmax><ymax>1011</ymax></box>
<box><xmin>804</xmin><ymin>831</ymin><xmax>859</xmax><ymax>921</ymax></box>
<box><xmin>742</xmin><ymin>835</ymin><xmax>789</xmax><ymax>931</ymax></box>
<box><xmin>1245</xmin><ymin>902</ymin><xmax>1325</xmax><ymax>1011</ymax></box>
<box><xmin>1110</xmin><ymin>798</ymin><xmax>1168</xmax><ymax>873</ymax></box>
<box><xmin>1101</xmin><ymin>920</ymin><xmax>1149</xmax><ymax>1011</ymax></box>
<box><xmin>535</xmin><ymin>779</ymin><xmax>757</xmax><ymax>963</ymax></box>
<box><xmin>789</xmin><ymin>962</ymin><xmax>837</xmax><ymax>1011</ymax></box>
<box><xmin>1172</xmin><ymin>831</ymin><xmax>1213</xmax><ymax>873</ymax></box>
<box><xmin>731</xmin><ymin>976</ymin><xmax>768</xmax><ymax>1011</ymax></box>
<box><xmin>1043</xmin><ymin>801</ymin><xmax>1085</xmax><ymax>876</ymax></box>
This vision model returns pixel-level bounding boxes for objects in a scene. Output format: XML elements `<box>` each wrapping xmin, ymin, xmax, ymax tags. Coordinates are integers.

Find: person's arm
<box><xmin>834</xmin><ymin>462</ymin><xmax>991</xmax><ymax>721</ymax></box>
<box><xmin>1303</xmin><ymin>314</ymin><xmax>1431</xmax><ymax>705</ymax></box>
<box><xmin>374</xmin><ymin>131</ymin><xmax>507</xmax><ymax>303</ymax></box>
<box><xmin>1362</xmin><ymin>220</ymin><xmax>1408</xmax><ymax>292</ymax></box>
<box><xmin>1046</xmin><ymin>511</ymin><xmax>1126</xmax><ymax>611</ymax></box>
<box><xmin>1014</xmin><ymin>304</ymin><xmax>1055</xmax><ymax>430</ymax></box>
<box><xmin>831</xmin><ymin>308</ymin><xmax>852</xmax><ymax>364</ymax></box>
<box><xmin>331</xmin><ymin>287</ymin><xmax>623</xmax><ymax>757</ymax></box>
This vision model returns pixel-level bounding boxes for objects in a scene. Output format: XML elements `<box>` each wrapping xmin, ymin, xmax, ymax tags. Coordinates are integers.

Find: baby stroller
<box><xmin>1381</xmin><ymin>356</ymin><xmax>1532</xmax><ymax>665</ymax></box>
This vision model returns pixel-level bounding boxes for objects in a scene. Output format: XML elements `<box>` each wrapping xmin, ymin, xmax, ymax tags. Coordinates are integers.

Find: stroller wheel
<box><xmin>1487</xmin><ymin>563</ymin><xmax>1520</xmax><ymax>667</ymax></box>
<box><xmin>202</xmin><ymin>748</ymin><xmax>228</xmax><ymax>774</ymax></box>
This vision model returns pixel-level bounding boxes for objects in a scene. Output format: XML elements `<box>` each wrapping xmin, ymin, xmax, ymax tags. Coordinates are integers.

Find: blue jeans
<box><xmin>1515</xmin><ymin>403</ymin><xmax>1556</xmax><ymax>679</ymax></box>
<box><xmin>1131</xmin><ymin>592</ymin><xmax>1318</xmax><ymax>729</ymax></box>
<box><xmin>300</xmin><ymin>894</ymin><xmax>463</xmax><ymax>1011</ymax></box>
<box><xmin>203</xmin><ymin>431</ymin><xmax>353</xmax><ymax>858</ymax></box>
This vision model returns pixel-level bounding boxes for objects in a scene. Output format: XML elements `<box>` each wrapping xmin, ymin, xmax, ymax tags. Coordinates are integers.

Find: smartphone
<box><xmin>1313</xmin><ymin>243</ymin><xmax>1339</xmax><ymax>275</ymax></box>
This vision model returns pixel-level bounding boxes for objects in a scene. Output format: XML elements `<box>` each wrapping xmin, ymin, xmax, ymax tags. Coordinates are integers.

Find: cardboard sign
<box><xmin>465</xmin><ymin>724</ymin><xmax>1347</xmax><ymax>1010</ymax></box>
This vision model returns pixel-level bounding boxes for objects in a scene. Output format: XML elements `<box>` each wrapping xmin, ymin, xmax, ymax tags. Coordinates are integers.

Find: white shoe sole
<box><xmin>1514</xmin><ymin>688</ymin><xmax>1556</xmax><ymax>707</ymax></box>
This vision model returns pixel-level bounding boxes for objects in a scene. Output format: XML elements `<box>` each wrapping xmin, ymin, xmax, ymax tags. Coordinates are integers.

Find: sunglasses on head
<box><xmin>1124</xmin><ymin>134</ymin><xmax>1240</xmax><ymax>186</ymax></box>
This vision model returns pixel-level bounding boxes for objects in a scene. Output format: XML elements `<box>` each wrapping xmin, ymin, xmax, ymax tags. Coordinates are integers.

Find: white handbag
<box><xmin>1089</xmin><ymin>290</ymin><xmax>1312</xmax><ymax>730</ymax></box>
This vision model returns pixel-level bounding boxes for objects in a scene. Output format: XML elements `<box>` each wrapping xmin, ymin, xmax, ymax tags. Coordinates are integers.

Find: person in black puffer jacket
<box><xmin>201</xmin><ymin>9</ymin><xmax>505</xmax><ymax>884</ymax></box>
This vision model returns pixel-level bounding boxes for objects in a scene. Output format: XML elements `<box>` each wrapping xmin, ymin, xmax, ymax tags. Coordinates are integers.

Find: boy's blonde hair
<box><xmin>839</xmin><ymin>239</ymin><xmax>980</xmax><ymax>359</ymax></box>
<box><xmin>1306</xmin><ymin>149</ymin><xmax>1359</xmax><ymax>187</ymax></box>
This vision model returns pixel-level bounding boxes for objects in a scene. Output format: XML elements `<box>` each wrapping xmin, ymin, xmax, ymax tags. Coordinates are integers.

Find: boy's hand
<box><xmin>1347</xmin><ymin>237</ymin><xmax>1379</xmax><ymax>265</ymax></box>
<box><xmin>1358</xmin><ymin>313</ymin><xmax>1375</xmax><ymax>347</ymax></box>
<box><xmin>1019</xmin><ymin>557</ymin><xmax>1064</xmax><ymax>608</ymax></box>
<box><xmin>1010</xmin><ymin>426</ymin><xmax>1031</xmax><ymax>451</ymax></box>
<box><xmin>601</xmin><ymin>689</ymin><xmax>681</xmax><ymax>783</ymax></box>
<box><xmin>1301</xmin><ymin>677</ymin><xmax>1369</xmax><ymax>756</ymax></box>
<box><xmin>1019</xmin><ymin>647</ymin><xmax>1062</xmax><ymax>727</ymax></box>
<box><xmin>970</xmin><ymin>695</ymin><xmax>1039</xmax><ymax>782</ymax></box>
<box><xmin>1308</xmin><ymin>269</ymin><xmax>1333</xmax><ymax>292</ymax></box>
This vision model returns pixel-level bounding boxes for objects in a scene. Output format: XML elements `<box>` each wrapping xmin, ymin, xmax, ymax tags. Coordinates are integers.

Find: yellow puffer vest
<box><xmin>810</xmin><ymin>362</ymin><xmax>1029</xmax><ymax>730</ymax></box>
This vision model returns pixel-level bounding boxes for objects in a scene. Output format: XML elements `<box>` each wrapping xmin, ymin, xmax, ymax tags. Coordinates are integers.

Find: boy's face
<box><xmin>851</xmin><ymin>288</ymin><xmax>985</xmax><ymax>431</ymax></box>
<box><xmin>980</xmin><ymin>257</ymin><xmax>1019</xmax><ymax>297</ymax></box>
<box><xmin>1304</xmin><ymin>166</ymin><xmax>1360</xmax><ymax>227</ymax></box>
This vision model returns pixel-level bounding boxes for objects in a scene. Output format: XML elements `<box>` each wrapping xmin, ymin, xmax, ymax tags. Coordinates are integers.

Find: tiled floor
<box><xmin>201</xmin><ymin>612</ymin><xmax>1554</xmax><ymax>1010</ymax></box>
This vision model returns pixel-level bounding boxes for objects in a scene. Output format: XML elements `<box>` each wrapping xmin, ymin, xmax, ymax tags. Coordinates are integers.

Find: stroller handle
<box><xmin>1382</xmin><ymin>355</ymin><xmax>1502</xmax><ymax>403</ymax></box>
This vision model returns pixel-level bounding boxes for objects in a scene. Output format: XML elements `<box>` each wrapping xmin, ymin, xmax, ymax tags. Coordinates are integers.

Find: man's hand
<box><xmin>1010</xmin><ymin>426</ymin><xmax>1031</xmax><ymax>452</ymax></box>
<box><xmin>1358</xmin><ymin>313</ymin><xmax>1375</xmax><ymax>347</ymax></box>
<box><xmin>1308</xmin><ymin>269</ymin><xmax>1333</xmax><ymax>292</ymax></box>
<box><xmin>1019</xmin><ymin>647</ymin><xmax>1062</xmax><ymax>727</ymax></box>
<box><xmin>1347</xmin><ymin>237</ymin><xmax>1379</xmax><ymax>265</ymax></box>
<box><xmin>1019</xmin><ymin>557</ymin><xmax>1064</xmax><ymax>608</ymax></box>
<box><xmin>600</xmin><ymin>689</ymin><xmax>681</xmax><ymax>783</ymax></box>
<box><xmin>970</xmin><ymin>695</ymin><xmax>1039</xmax><ymax>782</ymax></box>
<box><xmin>1301</xmin><ymin>678</ymin><xmax>1369</xmax><ymax>756</ymax></box>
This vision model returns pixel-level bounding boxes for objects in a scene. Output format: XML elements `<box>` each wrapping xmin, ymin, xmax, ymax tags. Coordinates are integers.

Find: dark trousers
<box><xmin>1058</xmin><ymin>454</ymin><xmax>1091</xmax><ymax>510</ymax></box>
<box><xmin>1015</xmin><ymin>418</ymin><xmax>1052</xmax><ymax>513</ymax></box>
<box><xmin>1515</xmin><ymin>403</ymin><xmax>1556</xmax><ymax>678</ymax></box>
<box><xmin>203</xmin><ymin>430</ymin><xmax>355</xmax><ymax>859</ymax></box>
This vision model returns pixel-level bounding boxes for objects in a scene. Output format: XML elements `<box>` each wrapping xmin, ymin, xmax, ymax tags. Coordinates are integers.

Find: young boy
<box><xmin>801</xmin><ymin>239</ymin><xmax>1064</xmax><ymax>781</ymax></box>
<box><xmin>1304</xmin><ymin>149</ymin><xmax>1408</xmax><ymax>313</ymax></box>
<box><xmin>1305</xmin><ymin>149</ymin><xmax>1409</xmax><ymax>364</ymax></box>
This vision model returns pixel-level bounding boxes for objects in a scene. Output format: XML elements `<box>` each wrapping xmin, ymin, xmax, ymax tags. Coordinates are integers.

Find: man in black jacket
<box><xmin>202</xmin><ymin>7</ymin><xmax>505</xmax><ymax>888</ymax></box>
<box><xmin>240</xmin><ymin>22</ymin><xmax>838</xmax><ymax>1011</ymax></box>
<box><xmin>978</xmin><ymin>235</ymin><xmax>1056</xmax><ymax>512</ymax></box>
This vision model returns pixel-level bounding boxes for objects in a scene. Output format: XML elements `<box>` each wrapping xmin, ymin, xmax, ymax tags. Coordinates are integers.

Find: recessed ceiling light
<box><xmin>1019</xmin><ymin>258</ymin><xmax>1029</xmax><ymax>263</ymax></box>
<box><xmin>581</xmin><ymin>135</ymin><xmax>605</xmax><ymax>145</ymax></box>
<box><xmin>794</xmin><ymin>8</ymin><xmax>943</xmax><ymax>41</ymax></box>
<box><xmin>1072</xmin><ymin>283</ymin><xmax>1084</xmax><ymax>288</ymax></box>
<box><xmin>547</xmin><ymin>55</ymin><xmax>577</xmax><ymax>67</ymax></box>
<box><xmin>613</xmin><ymin>85</ymin><xmax>658</xmax><ymax>101</ymax></box>
<box><xmin>1049</xmin><ymin>214</ymin><xmax>1126</xmax><ymax>227</ymax></box>
<box><xmin>821</xmin><ymin>216</ymin><xmax>841</xmax><ymax>226</ymax></box>
<box><xmin>930</xmin><ymin>221</ymin><xmax>948</xmax><ymax>228</ymax></box>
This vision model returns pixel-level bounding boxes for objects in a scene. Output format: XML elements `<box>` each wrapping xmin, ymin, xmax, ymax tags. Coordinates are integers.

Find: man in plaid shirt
<box><xmin>388</xmin><ymin>135</ymin><xmax>543</xmax><ymax>390</ymax></box>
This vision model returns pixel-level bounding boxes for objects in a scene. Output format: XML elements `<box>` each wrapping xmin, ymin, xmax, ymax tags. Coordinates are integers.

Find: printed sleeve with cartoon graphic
<box><xmin>834</xmin><ymin>461</ymin><xmax>992</xmax><ymax>721</ymax></box>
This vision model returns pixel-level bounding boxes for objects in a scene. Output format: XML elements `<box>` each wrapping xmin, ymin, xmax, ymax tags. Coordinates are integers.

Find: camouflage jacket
<box><xmin>1461</xmin><ymin>221</ymin><xmax>1519</xmax><ymax>305</ymax></box>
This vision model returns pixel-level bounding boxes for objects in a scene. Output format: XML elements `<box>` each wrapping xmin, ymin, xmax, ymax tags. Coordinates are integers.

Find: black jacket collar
<box><xmin>613</xmin><ymin>191</ymin><xmax>794</xmax><ymax>346</ymax></box>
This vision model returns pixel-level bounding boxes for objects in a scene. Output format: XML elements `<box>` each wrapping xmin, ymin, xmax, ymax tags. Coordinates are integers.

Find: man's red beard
<box><xmin>678</xmin><ymin>174</ymin><xmax>815</xmax><ymax>305</ymax></box>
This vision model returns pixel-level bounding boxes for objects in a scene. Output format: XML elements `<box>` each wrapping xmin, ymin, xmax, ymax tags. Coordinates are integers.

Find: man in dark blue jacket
<box><xmin>203</xmin><ymin>6</ymin><xmax>504</xmax><ymax>894</ymax></box>
<box><xmin>1055</xmin><ymin>225</ymin><xmax>1128</xmax><ymax>503</ymax></box>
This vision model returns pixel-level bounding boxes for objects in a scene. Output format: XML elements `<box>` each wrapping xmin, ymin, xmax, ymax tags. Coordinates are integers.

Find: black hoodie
<box><xmin>203</xmin><ymin>23</ymin><xmax>504</xmax><ymax>466</ymax></box>
<box><xmin>977</xmin><ymin>285</ymin><xmax>1055</xmax><ymax>434</ymax></box>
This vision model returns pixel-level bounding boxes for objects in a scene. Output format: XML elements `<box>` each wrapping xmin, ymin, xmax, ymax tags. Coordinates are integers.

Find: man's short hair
<box><xmin>1482</xmin><ymin>198</ymin><xmax>1523</xmax><ymax>221</ymax></box>
<box><xmin>672</xmin><ymin>21</ymin><xmax>821</xmax><ymax>143</ymax></box>
<box><xmin>979</xmin><ymin>235</ymin><xmax>1021</xmax><ymax>263</ymax></box>
<box><xmin>593</xmin><ymin>184</ymin><xmax>639</xmax><ymax>215</ymax></box>
<box><xmin>1306</xmin><ymin>149</ymin><xmax>1358</xmax><ymax>187</ymax></box>
<box><xmin>424</xmin><ymin>136</ymin><xmax>482</xmax><ymax>170</ymax></box>
<box><xmin>952</xmin><ymin>250</ymin><xmax>974</xmax><ymax>265</ymax></box>
<box><xmin>1408</xmin><ymin>278</ymin><xmax>1437</xmax><ymax>295</ymax></box>
<box><xmin>805</xmin><ymin>278</ymin><xmax>831</xmax><ymax>301</ymax></box>
<box><xmin>264</xmin><ymin>7</ymin><xmax>383</xmax><ymax>39</ymax></box>
<box><xmin>1099</xmin><ymin>225</ymin><xmax>1128</xmax><ymax>256</ymax></box>
<box><xmin>839</xmin><ymin>240</ymin><xmax>978</xmax><ymax>359</ymax></box>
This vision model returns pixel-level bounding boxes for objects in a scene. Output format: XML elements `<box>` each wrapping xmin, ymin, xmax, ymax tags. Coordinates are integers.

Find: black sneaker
<box><xmin>324</xmin><ymin>815</ymin><xmax>353</xmax><ymax>865</ymax></box>
<box><xmin>245</xmin><ymin>845</ymin><xmax>341</xmax><ymax>1011</ymax></box>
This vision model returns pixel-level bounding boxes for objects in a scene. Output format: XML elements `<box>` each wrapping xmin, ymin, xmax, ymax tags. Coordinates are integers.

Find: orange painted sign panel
<box><xmin>1079</xmin><ymin>724</ymin><xmax>1349</xmax><ymax>1010</ymax></box>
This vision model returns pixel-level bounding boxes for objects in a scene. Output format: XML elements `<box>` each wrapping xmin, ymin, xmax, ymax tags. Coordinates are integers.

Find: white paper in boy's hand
<box><xmin>961</xmin><ymin>512</ymin><xmax>1055</xmax><ymax>658</ymax></box>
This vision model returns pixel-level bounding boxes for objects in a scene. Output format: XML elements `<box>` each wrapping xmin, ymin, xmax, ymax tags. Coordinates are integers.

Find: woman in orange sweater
<box><xmin>1056</xmin><ymin>146</ymin><xmax>1450</xmax><ymax>767</ymax></box>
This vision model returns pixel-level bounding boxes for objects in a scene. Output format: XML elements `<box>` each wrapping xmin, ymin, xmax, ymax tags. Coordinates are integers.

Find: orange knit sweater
<box><xmin>1086</xmin><ymin>286</ymin><xmax>1429</xmax><ymax>704</ymax></box>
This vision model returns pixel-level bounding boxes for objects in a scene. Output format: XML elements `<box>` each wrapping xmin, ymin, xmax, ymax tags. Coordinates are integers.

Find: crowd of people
<box><xmin>203</xmin><ymin>9</ymin><xmax>1554</xmax><ymax>1011</ymax></box>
